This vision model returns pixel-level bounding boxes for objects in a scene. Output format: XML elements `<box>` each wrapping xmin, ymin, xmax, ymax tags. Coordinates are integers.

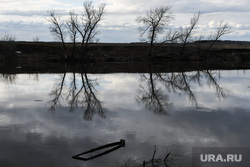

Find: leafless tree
<box><xmin>136</xmin><ymin>6</ymin><xmax>173</xmax><ymax>55</ymax></box>
<box><xmin>207</xmin><ymin>21</ymin><xmax>232</xmax><ymax>50</ymax></box>
<box><xmin>33</xmin><ymin>36</ymin><xmax>40</xmax><ymax>43</ymax></box>
<box><xmin>1</xmin><ymin>33</ymin><xmax>15</xmax><ymax>42</ymax></box>
<box><xmin>46</xmin><ymin>10</ymin><xmax>68</xmax><ymax>60</ymax></box>
<box><xmin>74</xmin><ymin>2</ymin><xmax>106</xmax><ymax>51</ymax></box>
<box><xmin>179</xmin><ymin>12</ymin><xmax>200</xmax><ymax>55</ymax></box>
<box><xmin>0</xmin><ymin>33</ymin><xmax>16</xmax><ymax>62</ymax></box>
<box><xmin>66</xmin><ymin>11</ymin><xmax>78</xmax><ymax>56</ymax></box>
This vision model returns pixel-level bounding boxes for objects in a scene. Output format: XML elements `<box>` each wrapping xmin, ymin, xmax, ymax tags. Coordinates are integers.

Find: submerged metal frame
<box><xmin>72</xmin><ymin>139</ymin><xmax>125</xmax><ymax>161</ymax></box>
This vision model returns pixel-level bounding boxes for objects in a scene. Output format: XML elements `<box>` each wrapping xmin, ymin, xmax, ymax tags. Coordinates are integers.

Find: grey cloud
<box><xmin>0</xmin><ymin>10</ymin><xmax>47</xmax><ymax>16</ymax></box>
<box><xmin>171</xmin><ymin>0</ymin><xmax>250</xmax><ymax>14</ymax></box>
<box><xmin>99</xmin><ymin>27</ymin><xmax>138</xmax><ymax>43</ymax></box>
<box><xmin>0</xmin><ymin>9</ymin><xmax>71</xmax><ymax>17</ymax></box>
<box><xmin>0</xmin><ymin>21</ymin><xmax>52</xmax><ymax>41</ymax></box>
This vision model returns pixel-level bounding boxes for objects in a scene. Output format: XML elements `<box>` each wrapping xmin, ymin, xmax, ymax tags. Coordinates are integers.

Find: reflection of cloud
<box><xmin>1</xmin><ymin>71</ymin><xmax>250</xmax><ymax>166</ymax></box>
<box><xmin>1</xmin><ymin>105</ymin><xmax>250</xmax><ymax>166</ymax></box>
<box><xmin>0</xmin><ymin>74</ymin><xmax>54</xmax><ymax>108</ymax></box>
<box><xmin>0</xmin><ymin>114</ymin><xmax>10</xmax><ymax>126</ymax></box>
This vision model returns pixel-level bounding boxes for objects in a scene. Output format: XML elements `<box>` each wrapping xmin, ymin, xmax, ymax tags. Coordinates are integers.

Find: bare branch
<box><xmin>180</xmin><ymin>12</ymin><xmax>200</xmax><ymax>53</ymax></box>
<box><xmin>75</xmin><ymin>1</ymin><xmax>106</xmax><ymax>48</ymax></box>
<box><xmin>136</xmin><ymin>6</ymin><xmax>173</xmax><ymax>48</ymax></box>
<box><xmin>46</xmin><ymin>10</ymin><xmax>67</xmax><ymax>59</ymax></box>
<box><xmin>207</xmin><ymin>21</ymin><xmax>232</xmax><ymax>50</ymax></box>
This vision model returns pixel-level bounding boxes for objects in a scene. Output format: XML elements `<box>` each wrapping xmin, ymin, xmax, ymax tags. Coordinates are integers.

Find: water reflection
<box><xmin>0</xmin><ymin>73</ymin><xmax>17</xmax><ymax>85</ymax></box>
<box><xmin>0</xmin><ymin>70</ymin><xmax>250</xmax><ymax>167</ymax></box>
<box><xmin>142</xmin><ymin>145</ymin><xmax>172</xmax><ymax>167</ymax></box>
<box><xmin>0</xmin><ymin>68</ymin><xmax>229</xmax><ymax>117</ymax></box>
<box><xmin>47</xmin><ymin>72</ymin><xmax>105</xmax><ymax>120</ymax></box>
<box><xmin>137</xmin><ymin>72</ymin><xmax>172</xmax><ymax>115</ymax></box>
<box><xmin>137</xmin><ymin>65</ymin><xmax>229</xmax><ymax>114</ymax></box>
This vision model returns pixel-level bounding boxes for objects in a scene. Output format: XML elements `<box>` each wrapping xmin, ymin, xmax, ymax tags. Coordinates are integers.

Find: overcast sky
<box><xmin>0</xmin><ymin>0</ymin><xmax>250</xmax><ymax>42</ymax></box>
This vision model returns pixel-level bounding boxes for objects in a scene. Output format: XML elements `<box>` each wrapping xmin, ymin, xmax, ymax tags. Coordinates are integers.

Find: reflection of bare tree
<box><xmin>47</xmin><ymin>72</ymin><xmax>105</xmax><ymax>120</ymax></box>
<box><xmin>156</xmin><ymin>72</ymin><xmax>198</xmax><ymax>106</ymax></box>
<box><xmin>0</xmin><ymin>74</ymin><xmax>17</xmax><ymax>85</ymax></box>
<box><xmin>47</xmin><ymin>72</ymin><xmax>67</xmax><ymax>111</ymax></box>
<box><xmin>82</xmin><ymin>73</ymin><xmax>105</xmax><ymax>120</ymax></box>
<box><xmin>124</xmin><ymin>145</ymin><xmax>173</xmax><ymax>167</ymax></box>
<box><xmin>137</xmin><ymin>66</ymin><xmax>173</xmax><ymax>115</ymax></box>
<box><xmin>0</xmin><ymin>73</ymin><xmax>40</xmax><ymax>86</ymax></box>
<box><xmin>203</xmin><ymin>70</ymin><xmax>228</xmax><ymax>99</ymax></box>
<box><xmin>137</xmin><ymin>66</ymin><xmax>229</xmax><ymax>114</ymax></box>
<box><xmin>137</xmin><ymin>74</ymin><xmax>172</xmax><ymax>115</ymax></box>
<box><xmin>28</xmin><ymin>73</ymin><xmax>39</xmax><ymax>82</ymax></box>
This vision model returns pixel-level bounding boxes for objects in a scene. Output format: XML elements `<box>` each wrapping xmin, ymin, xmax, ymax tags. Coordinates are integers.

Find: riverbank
<box><xmin>0</xmin><ymin>41</ymin><xmax>250</xmax><ymax>63</ymax></box>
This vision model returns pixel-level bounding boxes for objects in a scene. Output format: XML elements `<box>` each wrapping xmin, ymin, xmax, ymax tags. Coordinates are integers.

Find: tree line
<box><xmin>46</xmin><ymin>1</ymin><xmax>232</xmax><ymax>61</ymax></box>
<box><xmin>1</xmin><ymin>1</ymin><xmax>232</xmax><ymax>62</ymax></box>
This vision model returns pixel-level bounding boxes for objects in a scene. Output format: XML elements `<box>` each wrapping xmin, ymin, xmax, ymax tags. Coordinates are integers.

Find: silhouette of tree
<box><xmin>46</xmin><ymin>10</ymin><xmax>68</xmax><ymax>60</ymax></box>
<box><xmin>66</xmin><ymin>12</ymin><xmax>78</xmax><ymax>57</ymax></box>
<box><xmin>70</xmin><ymin>1</ymin><xmax>106</xmax><ymax>58</ymax></box>
<box><xmin>136</xmin><ymin>6</ymin><xmax>173</xmax><ymax>55</ymax></box>
<box><xmin>46</xmin><ymin>1</ymin><xmax>106</xmax><ymax>60</ymax></box>
<box><xmin>179</xmin><ymin>12</ymin><xmax>200</xmax><ymax>55</ymax></box>
<box><xmin>207</xmin><ymin>21</ymin><xmax>232</xmax><ymax>50</ymax></box>
<box><xmin>0</xmin><ymin>33</ymin><xmax>16</xmax><ymax>62</ymax></box>
<box><xmin>136</xmin><ymin>7</ymin><xmax>232</xmax><ymax>59</ymax></box>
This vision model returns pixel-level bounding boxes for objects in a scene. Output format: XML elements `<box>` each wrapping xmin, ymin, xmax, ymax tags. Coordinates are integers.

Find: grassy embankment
<box><xmin>1</xmin><ymin>41</ymin><xmax>250</xmax><ymax>73</ymax></box>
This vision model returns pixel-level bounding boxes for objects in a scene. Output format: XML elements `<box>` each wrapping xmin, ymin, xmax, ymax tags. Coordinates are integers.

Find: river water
<box><xmin>0</xmin><ymin>70</ymin><xmax>250</xmax><ymax>167</ymax></box>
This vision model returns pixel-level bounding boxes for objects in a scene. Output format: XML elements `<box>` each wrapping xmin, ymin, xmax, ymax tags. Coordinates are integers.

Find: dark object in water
<box><xmin>72</xmin><ymin>139</ymin><xmax>125</xmax><ymax>161</ymax></box>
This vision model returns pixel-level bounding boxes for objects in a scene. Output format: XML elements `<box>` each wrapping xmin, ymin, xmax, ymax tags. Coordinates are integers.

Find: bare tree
<box><xmin>46</xmin><ymin>10</ymin><xmax>68</xmax><ymax>60</ymax></box>
<box><xmin>74</xmin><ymin>1</ymin><xmax>106</xmax><ymax>52</ymax></box>
<box><xmin>207</xmin><ymin>21</ymin><xmax>232</xmax><ymax>50</ymax></box>
<box><xmin>66</xmin><ymin>11</ymin><xmax>78</xmax><ymax>56</ymax></box>
<box><xmin>136</xmin><ymin>6</ymin><xmax>173</xmax><ymax>55</ymax></box>
<box><xmin>33</xmin><ymin>36</ymin><xmax>40</xmax><ymax>43</ymax></box>
<box><xmin>46</xmin><ymin>1</ymin><xmax>105</xmax><ymax>60</ymax></box>
<box><xmin>0</xmin><ymin>33</ymin><xmax>16</xmax><ymax>62</ymax></box>
<box><xmin>179</xmin><ymin>12</ymin><xmax>200</xmax><ymax>55</ymax></box>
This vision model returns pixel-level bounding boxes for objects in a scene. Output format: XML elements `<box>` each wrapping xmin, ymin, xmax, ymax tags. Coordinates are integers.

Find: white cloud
<box><xmin>0</xmin><ymin>0</ymin><xmax>250</xmax><ymax>42</ymax></box>
<box><xmin>1</xmin><ymin>0</ymin><xmax>72</xmax><ymax>11</ymax></box>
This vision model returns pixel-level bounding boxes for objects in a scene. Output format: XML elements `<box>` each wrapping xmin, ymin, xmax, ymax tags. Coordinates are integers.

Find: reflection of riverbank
<box><xmin>1</xmin><ymin>61</ymin><xmax>250</xmax><ymax>74</ymax></box>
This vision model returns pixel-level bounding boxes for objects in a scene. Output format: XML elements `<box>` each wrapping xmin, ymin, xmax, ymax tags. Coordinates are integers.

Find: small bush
<box><xmin>0</xmin><ymin>33</ymin><xmax>16</xmax><ymax>62</ymax></box>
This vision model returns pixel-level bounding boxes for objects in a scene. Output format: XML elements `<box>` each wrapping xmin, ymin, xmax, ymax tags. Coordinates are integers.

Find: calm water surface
<box><xmin>0</xmin><ymin>70</ymin><xmax>250</xmax><ymax>167</ymax></box>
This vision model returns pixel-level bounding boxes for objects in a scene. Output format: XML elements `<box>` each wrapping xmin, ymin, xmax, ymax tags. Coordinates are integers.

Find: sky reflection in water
<box><xmin>0</xmin><ymin>71</ymin><xmax>250</xmax><ymax>167</ymax></box>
